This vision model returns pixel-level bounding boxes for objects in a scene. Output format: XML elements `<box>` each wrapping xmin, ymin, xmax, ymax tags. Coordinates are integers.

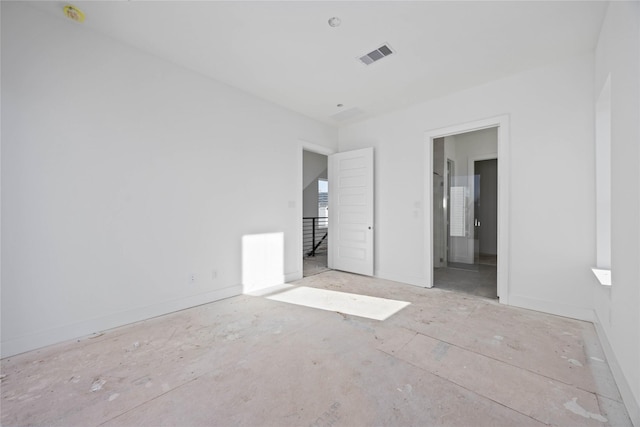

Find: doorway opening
<box><xmin>302</xmin><ymin>150</ymin><xmax>330</xmax><ymax>277</ymax></box>
<box><xmin>432</xmin><ymin>127</ymin><xmax>498</xmax><ymax>299</ymax></box>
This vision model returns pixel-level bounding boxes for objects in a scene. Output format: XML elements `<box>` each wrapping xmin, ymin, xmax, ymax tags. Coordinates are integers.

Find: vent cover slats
<box><xmin>359</xmin><ymin>44</ymin><xmax>394</xmax><ymax>65</ymax></box>
<box><xmin>378</xmin><ymin>45</ymin><xmax>393</xmax><ymax>56</ymax></box>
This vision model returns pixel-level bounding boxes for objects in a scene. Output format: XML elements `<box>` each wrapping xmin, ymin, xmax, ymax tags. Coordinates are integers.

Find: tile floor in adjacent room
<box><xmin>434</xmin><ymin>263</ymin><xmax>498</xmax><ymax>299</ymax></box>
<box><xmin>1</xmin><ymin>271</ymin><xmax>632</xmax><ymax>427</ymax></box>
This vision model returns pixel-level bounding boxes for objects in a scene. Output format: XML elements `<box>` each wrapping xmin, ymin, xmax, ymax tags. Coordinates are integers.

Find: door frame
<box><xmin>296</xmin><ymin>141</ymin><xmax>335</xmax><ymax>282</ymax></box>
<box><xmin>424</xmin><ymin>115</ymin><xmax>510</xmax><ymax>304</ymax></box>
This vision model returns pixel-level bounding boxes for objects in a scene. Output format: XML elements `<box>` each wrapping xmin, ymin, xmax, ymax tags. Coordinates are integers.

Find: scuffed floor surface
<box><xmin>1</xmin><ymin>271</ymin><xmax>632</xmax><ymax>427</ymax></box>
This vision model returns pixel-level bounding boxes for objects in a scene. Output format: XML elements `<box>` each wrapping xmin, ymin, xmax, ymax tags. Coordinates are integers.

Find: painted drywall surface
<box><xmin>593</xmin><ymin>1</ymin><xmax>640</xmax><ymax>423</ymax></box>
<box><xmin>339</xmin><ymin>52</ymin><xmax>596</xmax><ymax>316</ymax></box>
<box><xmin>303</xmin><ymin>150</ymin><xmax>328</xmax><ymax>190</ymax></box>
<box><xmin>303</xmin><ymin>179</ymin><xmax>322</xmax><ymax>218</ymax></box>
<box><xmin>444</xmin><ymin>127</ymin><xmax>497</xmax><ymax>176</ymax></box>
<box><xmin>0</xmin><ymin>3</ymin><xmax>337</xmax><ymax>357</ymax></box>
<box><xmin>302</xmin><ymin>151</ymin><xmax>327</xmax><ymax>217</ymax></box>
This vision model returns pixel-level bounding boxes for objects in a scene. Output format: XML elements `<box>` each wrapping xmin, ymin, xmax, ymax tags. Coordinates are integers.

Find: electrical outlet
<box><xmin>212</xmin><ymin>269</ymin><xmax>218</xmax><ymax>280</ymax></box>
<box><xmin>189</xmin><ymin>273</ymin><xmax>196</xmax><ymax>284</ymax></box>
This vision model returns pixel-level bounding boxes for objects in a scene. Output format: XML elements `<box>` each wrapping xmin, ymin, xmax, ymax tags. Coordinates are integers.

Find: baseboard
<box><xmin>1</xmin><ymin>285</ymin><xmax>242</xmax><ymax>358</ymax></box>
<box><xmin>593</xmin><ymin>311</ymin><xmax>640</xmax><ymax>427</ymax></box>
<box><xmin>507</xmin><ymin>294</ymin><xmax>594</xmax><ymax>322</ymax></box>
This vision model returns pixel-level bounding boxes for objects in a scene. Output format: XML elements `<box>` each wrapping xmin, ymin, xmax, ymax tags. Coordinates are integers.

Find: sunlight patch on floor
<box><xmin>264</xmin><ymin>286</ymin><xmax>410</xmax><ymax>321</ymax></box>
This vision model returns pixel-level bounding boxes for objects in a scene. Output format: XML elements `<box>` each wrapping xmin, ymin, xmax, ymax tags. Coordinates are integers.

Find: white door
<box><xmin>328</xmin><ymin>148</ymin><xmax>374</xmax><ymax>276</ymax></box>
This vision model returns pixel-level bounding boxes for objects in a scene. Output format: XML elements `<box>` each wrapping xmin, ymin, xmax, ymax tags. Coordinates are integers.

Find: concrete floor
<box><xmin>303</xmin><ymin>254</ymin><xmax>329</xmax><ymax>277</ymax></box>
<box><xmin>1</xmin><ymin>271</ymin><xmax>632</xmax><ymax>427</ymax></box>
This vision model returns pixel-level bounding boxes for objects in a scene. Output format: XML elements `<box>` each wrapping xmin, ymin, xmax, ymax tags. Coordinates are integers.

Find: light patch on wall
<box><xmin>591</xmin><ymin>268</ymin><xmax>611</xmax><ymax>286</ymax></box>
<box><xmin>242</xmin><ymin>233</ymin><xmax>284</xmax><ymax>294</ymax></box>
<box><xmin>264</xmin><ymin>286</ymin><xmax>410</xmax><ymax>321</ymax></box>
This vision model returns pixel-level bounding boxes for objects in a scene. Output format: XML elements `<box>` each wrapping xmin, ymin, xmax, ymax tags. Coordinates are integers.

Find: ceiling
<box><xmin>28</xmin><ymin>1</ymin><xmax>608</xmax><ymax>127</ymax></box>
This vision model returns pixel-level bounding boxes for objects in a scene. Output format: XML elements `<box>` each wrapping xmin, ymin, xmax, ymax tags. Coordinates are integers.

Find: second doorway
<box><xmin>433</xmin><ymin>127</ymin><xmax>498</xmax><ymax>299</ymax></box>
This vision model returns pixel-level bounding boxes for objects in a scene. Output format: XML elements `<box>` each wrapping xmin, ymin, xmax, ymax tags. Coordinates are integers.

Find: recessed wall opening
<box><xmin>432</xmin><ymin>127</ymin><xmax>499</xmax><ymax>299</ymax></box>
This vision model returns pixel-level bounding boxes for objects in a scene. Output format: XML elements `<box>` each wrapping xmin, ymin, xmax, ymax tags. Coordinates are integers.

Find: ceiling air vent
<box><xmin>358</xmin><ymin>44</ymin><xmax>394</xmax><ymax>65</ymax></box>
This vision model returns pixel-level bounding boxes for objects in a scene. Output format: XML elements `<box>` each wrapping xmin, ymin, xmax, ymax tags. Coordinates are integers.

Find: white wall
<box><xmin>444</xmin><ymin>127</ymin><xmax>497</xmax><ymax>177</ymax></box>
<box><xmin>339</xmin><ymin>52</ymin><xmax>596</xmax><ymax>320</ymax></box>
<box><xmin>593</xmin><ymin>2</ymin><xmax>640</xmax><ymax>425</ymax></box>
<box><xmin>0</xmin><ymin>3</ymin><xmax>337</xmax><ymax>357</ymax></box>
<box><xmin>302</xmin><ymin>151</ymin><xmax>327</xmax><ymax>217</ymax></box>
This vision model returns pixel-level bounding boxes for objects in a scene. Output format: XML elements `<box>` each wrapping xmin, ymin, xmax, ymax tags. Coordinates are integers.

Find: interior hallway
<box><xmin>1</xmin><ymin>271</ymin><xmax>631</xmax><ymax>427</ymax></box>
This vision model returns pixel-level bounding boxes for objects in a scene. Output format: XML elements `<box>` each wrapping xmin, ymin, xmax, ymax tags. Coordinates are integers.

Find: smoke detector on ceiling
<box><xmin>358</xmin><ymin>44</ymin><xmax>394</xmax><ymax>66</ymax></box>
